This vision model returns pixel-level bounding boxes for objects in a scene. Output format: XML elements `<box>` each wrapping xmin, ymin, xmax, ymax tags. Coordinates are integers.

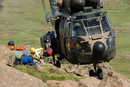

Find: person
<box><xmin>10</xmin><ymin>46</ymin><xmax>36</xmax><ymax>65</ymax></box>
<box><xmin>7</xmin><ymin>41</ymin><xmax>15</xmax><ymax>49</ymax></box>
<box><xmin>73</xmin><ymin>22</ymin><xmax>86</xmax><ymax>35</ymax></box>
<box><xmin>43</xmin><ymin>43</ymin><xmax>53</xmax><ymax>57</ymax></box>
<box><xmin>19</xmin><ymin>46</ymin><xmax>33</xmax><ymax>58</ymax></box>
<box><xmin>30</xmin><ymin>47</ymin><xmax>46</xmax><ymax>64</ymax></box>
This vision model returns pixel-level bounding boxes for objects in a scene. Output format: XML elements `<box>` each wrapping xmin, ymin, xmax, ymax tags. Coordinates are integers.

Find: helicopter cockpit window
<box><xmin>88</xmin><ymin>27</ymin><xmax>101</xmax><ymax>35</ymax></box>
<box><xmin>83</xmin><ymin>18</ymin><xmax>101</xmax><ymax>35</ymax></box>
<box><xmin>101</xmin><ymin>16</ymin><xmax>111</xmax><ymax>32</ymax></box>
<box><xmin>83</xmin><ymin>19</ymin><xmax>100</xmax><ymax>27</ymax></box>
<box><xmin>72</xmin><ymin>21</ymin><xmax>86</xmax><ymax>36</ymax></box>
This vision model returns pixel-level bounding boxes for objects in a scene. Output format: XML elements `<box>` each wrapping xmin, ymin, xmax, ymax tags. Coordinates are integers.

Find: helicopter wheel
<box><xmin>55</xmin><ymin>60</ymin><xmax>61</xmax><ymax>68</ymax></box>
<box><xmin>89</xmin><ymin>70</ymin><xmax>95</xmax><ymax>77</ymax></box>
<box><xmin>97</xmin><ymin>69</ymin><xmax>103</xmax><ymax>80</ymax></box>
<box><xmin>89</xmin><ymin>64</ymin><xmax>103</xmax><ymax>80</ymax></box>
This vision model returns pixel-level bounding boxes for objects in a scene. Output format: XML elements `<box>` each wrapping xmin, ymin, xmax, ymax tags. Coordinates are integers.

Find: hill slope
<box><xmin>0</xmin><ymin>0</ymin><xmax>51</xmax><ymax>48</ymax></box>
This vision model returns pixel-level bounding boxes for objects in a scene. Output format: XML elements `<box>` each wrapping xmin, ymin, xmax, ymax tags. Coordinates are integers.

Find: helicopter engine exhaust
<box><xmin>58</xmin><ymin>0</ymin><xmax>100</xmax><ymax>10</ymax></box>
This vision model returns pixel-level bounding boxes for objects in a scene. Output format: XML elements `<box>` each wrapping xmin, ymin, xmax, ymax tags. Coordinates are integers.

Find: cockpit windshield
<box><xmin>83</xmin><ymin>18</ymin><xmax>101</xmax><ymax>35</ymax></box>
<box><xmin>72</xmin><ymin>12</ymin><xmax>111</xmax><ymax>37</ymax></box>
<box><xmin>72</xmin><ymin>21</ymin><xmax>86</xmax><ymax>36</ymax></box>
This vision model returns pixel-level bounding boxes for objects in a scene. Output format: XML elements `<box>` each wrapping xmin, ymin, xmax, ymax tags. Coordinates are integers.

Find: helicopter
<box><xmin>40</xmin><ymin>0</ymin><xmax>116</xmax><ymax>79</ymax></box>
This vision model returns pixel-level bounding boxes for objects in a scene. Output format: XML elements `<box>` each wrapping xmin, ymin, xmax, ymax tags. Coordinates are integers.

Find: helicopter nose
<box><xmin>93</xmin><ymin>41</ymin><xmax>105</xmax><ymax>54</ymax></box>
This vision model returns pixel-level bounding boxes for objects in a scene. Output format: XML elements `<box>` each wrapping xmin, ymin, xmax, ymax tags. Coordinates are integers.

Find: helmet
<box><xmin>30</xmin><ymin>47</ymin><xmax>36</xmax><ymax>53</ymax></box>
<box><xmin>10</xmin><ymin>46</ymin><xmax>15</xmax><ymax>50</ymax></box>
<box><xmin>16</xmin><ymin>46</ymin><xmax>21</xmax><ymax>50</ymax></box>
<box><xmin>20</xmin><ymin>46</ymin><xmax>25</xmax><ymax>50</ymax></box>
<box><xmin>8</xmin><ymin>41</ymin><xmax>14</xmax><ymax>46</ymax></box>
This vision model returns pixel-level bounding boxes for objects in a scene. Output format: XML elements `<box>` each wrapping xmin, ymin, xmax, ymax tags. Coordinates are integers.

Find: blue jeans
<box><xmin>21</xmin><ymin>55</ymin><xmax>36</xmax><ymax>65</ymax></box>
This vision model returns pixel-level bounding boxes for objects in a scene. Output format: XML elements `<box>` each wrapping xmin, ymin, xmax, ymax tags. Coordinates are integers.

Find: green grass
<box><xmin>0</xmin><ymin>0</ymin><xmax>51</xmax><ymax>48</ymax></box>
<box><xmin>14</xmin><ymin>65</ymin><xmax>85</xmax><ymax>82</ymax></box>
<box><xmin>109</xmin><ymin>52</ymin><xmax>130</xmax><ymax>78</ymax></box>
<box><xmin>103</xmin><ymin>4</ymin><xmax>130</xmax><ymax>78</ymax></box>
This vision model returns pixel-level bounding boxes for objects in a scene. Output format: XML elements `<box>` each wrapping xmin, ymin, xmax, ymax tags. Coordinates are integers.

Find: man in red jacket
<box><xmin>43</xmin><ymin>43</ymin><xmax>53</xmax><ymax>57</ymax></box>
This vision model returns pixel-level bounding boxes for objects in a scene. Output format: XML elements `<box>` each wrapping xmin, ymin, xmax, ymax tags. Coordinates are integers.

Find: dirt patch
<box><xmin>0</xmin><ymin>33</ymin><xmax>11</xmax><ymax>37</ymax></box>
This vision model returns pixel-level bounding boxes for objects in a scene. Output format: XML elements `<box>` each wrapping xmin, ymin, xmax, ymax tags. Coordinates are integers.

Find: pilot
<box><xmin>73</xmin><ymin>22</ymin><xmax>86</xmax><ymax>35</ymax></box>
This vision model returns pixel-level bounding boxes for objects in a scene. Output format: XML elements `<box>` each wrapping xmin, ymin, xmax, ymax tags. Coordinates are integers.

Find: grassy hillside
<box><xmin>101</xmin><ymin>0</ymin><xmax>130</xmax><ymax>8</ymax></box>
<box><xmin>106</xmin><ymin>7</ymin><xmax>130</xmax><ymax>78</ymax></box>
<box><xmin>102</xmin><ymin>1</ymin><xmax>130</xmax><ymax>78</ymax></box>
<box><xmin>0</xmin><ymin>0</ymin><xmax>51</xmax><ymax>48</ymax></box>
<box><xmin>15</xmin><ymin>65</ymin><xmax>85</xmax><ymax>82</ymax></box>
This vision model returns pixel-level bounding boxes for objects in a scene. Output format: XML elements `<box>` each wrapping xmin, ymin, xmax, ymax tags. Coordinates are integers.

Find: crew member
<box><xmin>10</xmin><ymin>46</ymin><xmax>36</xmax><ymax>65</ymax></box>
<box><xmin>7</xmin><ymin>41</ymin><xmax>15</xmax><ymax>49</ymax></box>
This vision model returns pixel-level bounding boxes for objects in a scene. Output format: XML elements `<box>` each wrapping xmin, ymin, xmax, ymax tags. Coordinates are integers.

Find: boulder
<box><xmin>62</xmin><ymin>62</ymin><xmax>113</xmax><ymax>78</ymax></box>
<box><xmin>79</xmin><ymin>77</ymin><xmax>101</xmax><ymax>87</ymax></box>
<box><xmin>0</xmin><ymin>45</ymin><xmax>15</xmax><ymax>66</ymax></box>
<box><xmin>99</xmin><ymin>72</ymin><xmax>130</xmax><ymax>87</ymax></box>
<box><xmin>0</xmin><ymin>62</ymin><xmax>47</xmax><ymax>87</ymax></box>
<box><xmin>98</xmin><ymin>62</ymin><xmax>114</xmax><ymax>78</ymax></box>
<box><xmin>46</xmin><ymin>80</ymin><xmax>79</xmax><ymax>87</ymax></box>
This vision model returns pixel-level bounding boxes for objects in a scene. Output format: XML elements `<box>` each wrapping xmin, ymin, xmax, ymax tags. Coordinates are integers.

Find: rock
<box><xmin>98</xmin><ymin>62</ymin><xmax>114</xmax><ymax>78</ymax></box>
<box><xmin>62</xmin><ymin>62</ymin><xmax>113</xmax><ymax>78</ymax></box>
<box><xmin>0</xmin><ymin>45</ymin><xmax>15</xmax><ymax>66</ymax></box>
<box><xmin>0</xmin><ymin>62</ymin><xmax>47</xmax><ymax>87</ymax></box>
<box><xmin>79</xmin><ymin>77</ymin><xmax>101</xmax><ymax>87</ymax></box>
<box><xmin>99</xmin><ymin>72</ymin><xmax>130</xmax><ymax>87</ymax></box>
<box><xmin>46</xmin><ymin>80</ymin><xmax>79</xmax><ymax>87</ymax></box>
<box><xmin>62</xmin><ymin>64</ymin><xmax>93</xmax><ymax>76</ymax></box>
<box><xmin>35</xmin><ymin>63</ymin><xmax>43</xmax><ymax>71</ymax></box>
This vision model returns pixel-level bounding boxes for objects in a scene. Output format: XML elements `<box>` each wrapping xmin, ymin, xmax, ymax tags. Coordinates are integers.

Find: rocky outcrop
<box><xmin>46</xmin><ymin>72</ymin><xmax>130</xmax><ymax>87</ymax></box>
<box><xmin>46</xmin><ymin>77</ymin><xmax>101</xmax><ymax>87</ymax></box>
<box><xmin>0</xmin><ymin>45</ymin><xmax>15</xmax><ymax>66</ymax></box>
<box><xmin>79</xmin><ymin>77</ymin><xmax>101</xmax><ymax>87</ymax></box>
<box><xmin>62</xmin><ymin>62</ymin><xmax>113</xmax><ymax>78</ymax></box>
<box><xmin>0</xmin><ymin>62</ymin><xmax>47</xmax><ymax>87</ymax></box>
<box><xmin>46</xmin><ymin>80</ymin><xmax>79</xmax><ymax>87</ymax></box>
<box><xmin>99</xmin><ymin>72</ymin><xmax>130</xmax><ymax>87</ymax></box>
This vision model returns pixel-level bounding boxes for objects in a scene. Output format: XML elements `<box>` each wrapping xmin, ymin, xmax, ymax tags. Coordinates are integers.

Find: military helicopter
<box><xmin>40</xmin><ymin>0</ymin><xmax>116</xmax><ymax>79</ymax></box>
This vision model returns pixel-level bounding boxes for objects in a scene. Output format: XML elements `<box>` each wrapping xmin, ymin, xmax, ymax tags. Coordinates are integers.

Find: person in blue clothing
<box><xmin>21</xmin><ymin>55</ymin><xmax>36</xmax><ymax>65</ymax></box>
<box><xmin>10</xmin><ymin>46</ymin><xmax>36</xmax><ymax>65</ymax></box>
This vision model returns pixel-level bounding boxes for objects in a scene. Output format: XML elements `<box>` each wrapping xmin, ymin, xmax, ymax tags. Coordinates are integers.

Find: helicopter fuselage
<box><xmin>57</xmin><ymin>10</ymin><xmax>116</xmax><ymax>64</ymax></box>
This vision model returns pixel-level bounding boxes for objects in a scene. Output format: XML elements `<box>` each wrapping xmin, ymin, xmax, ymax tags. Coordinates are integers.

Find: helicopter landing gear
<box><xmin>55</xmin><ymin>60</ymin><xmax>61</xmax><ymax>68</ymax></box>
<box><xmin>52</xmin><ymin>54</ymin><xmax>62</xmax><ymax>68</ymax></box>
<box><xmin>89</xmin><ymin>64</ymin><xmax>103</xmax><ymax>80</ymax></box>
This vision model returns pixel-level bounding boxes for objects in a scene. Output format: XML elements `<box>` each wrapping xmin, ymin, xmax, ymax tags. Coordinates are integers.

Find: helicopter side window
<box><xmin>72</xmin><ymin>21</ymin><xmax>86</xmax><ymax>36</ymax></box>
<box><xmin>101</xmin><ymin>16</ymin><xmax>111</xmax><ymax>32</ymax></box>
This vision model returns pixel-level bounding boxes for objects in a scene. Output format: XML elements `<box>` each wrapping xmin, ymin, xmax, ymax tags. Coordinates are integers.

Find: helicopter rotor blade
<box><xmin>41</xmin><ymin>0</ymin><xmax>46</xmax><ymax>11</ymax></box>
